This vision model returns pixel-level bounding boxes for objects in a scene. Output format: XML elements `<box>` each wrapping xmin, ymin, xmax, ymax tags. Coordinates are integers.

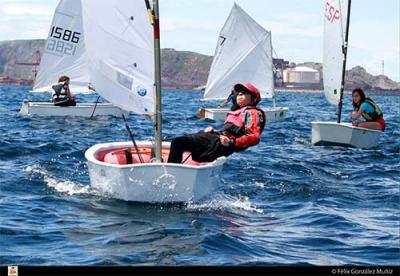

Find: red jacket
<box><xmin>223</xmin><ymin>106</ymin><xmax>266</xmax><ymax>149</ymax></box>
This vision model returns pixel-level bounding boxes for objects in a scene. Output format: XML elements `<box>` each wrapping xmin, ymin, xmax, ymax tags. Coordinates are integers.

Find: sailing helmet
<box><xmin>233</xmin><ymin>83</ymin><xmax>261</xmax><ymax>105</ymax></box>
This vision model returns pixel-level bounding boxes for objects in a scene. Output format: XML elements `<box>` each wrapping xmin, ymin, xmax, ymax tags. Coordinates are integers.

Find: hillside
<box><xmin>0</xmin><ymin>39</ymin><xmax>45</xmax><ymax>80</ymax></box>
<box><xmin>0</xmin><ymin>39</ymin><xmax>398</xmax><ymax>91</ymax></box>
<box><xmin>298</xmin><ymin>62</ymin><xmax>400</xmax><ymax>91</ymax></box>
<box><xmin>161</xmin><ymin>48</ymin><xmax>212</xmax><ymax>88</ymax></box>
<box><xmin>345</xmin><ymin>66</ymin><xmax>400</xmax><ymax>91</ymax></box>
<box><xmin>0</xmin><ymin>39</ymin><xmax>212</xmax><ymax>88</ymax></box>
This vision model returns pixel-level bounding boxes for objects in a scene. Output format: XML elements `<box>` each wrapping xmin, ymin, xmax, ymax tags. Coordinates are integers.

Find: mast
<box><xmin>337</xmin><ymin>0</ymin><xmax>351</xmax><ymax>123</ymax></box>
<box><xmin>152</xmin><ymin>0</ymin><xmax>162</xmax><ymax>161</ymax></box>
<box><xmin>270</xmin><ymin>33</ymin><xmax>276</xmax><ymax>108</ymax></box>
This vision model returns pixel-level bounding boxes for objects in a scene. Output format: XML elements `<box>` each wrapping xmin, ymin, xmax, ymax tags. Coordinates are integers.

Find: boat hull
<box><xmin>19</xmin><ymin>101</ymin><xmax>127</xmax><ymax>117</ymax></box>
<box><xmin>85</xmin><ymin>141</ymin><xmax>226</xmax><ymax>203</ymax></box>
<box><xmin>202</xmin><ymin>107</ymin><xmax>289</xmax><ymax>122</ymax></box>
<box><xmin>311</xmin><ymin>121</ymin><xmax>382</xmax><ymax>148</ymax></box>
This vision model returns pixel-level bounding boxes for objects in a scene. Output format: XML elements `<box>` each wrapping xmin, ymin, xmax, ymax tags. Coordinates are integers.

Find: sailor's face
<box><xmin>352</xmin><ymin>92</ymin><xmax>361</xmax><ymax>104</ymax></box>
<box><xmin>236</xmin><ymin>91</ymin><xmax>252</xmax><ymax>107</ymax></box>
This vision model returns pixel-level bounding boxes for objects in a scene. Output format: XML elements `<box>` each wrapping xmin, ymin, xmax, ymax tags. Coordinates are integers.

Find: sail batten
<box><xmin>203</xmin><ymin>4</ymin><xmax>274</xmax><ymax>101</ymax></box>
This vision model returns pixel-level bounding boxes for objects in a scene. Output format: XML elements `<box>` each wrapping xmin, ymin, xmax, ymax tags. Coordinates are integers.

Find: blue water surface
<box><xmin>0</xmin><ymin>85</ymin><xmax>399</xmax><ymax>266</ymax></box>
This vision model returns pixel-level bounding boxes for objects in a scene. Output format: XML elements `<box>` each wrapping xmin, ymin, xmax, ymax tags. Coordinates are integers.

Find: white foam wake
<box><xmin>25</xmin><ymin>164</ymin><xmax>91</xmax><ymax>196</ymax></box>
<box><xmin>187</xmin><ymin>194</ymin><xmax>264</xmax><ymax>214</ymax></box>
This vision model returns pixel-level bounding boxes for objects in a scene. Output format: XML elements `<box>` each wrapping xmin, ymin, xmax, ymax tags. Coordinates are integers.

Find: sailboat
<box><xmin>311</xmin><ymin>0</ymin><xmax>382</xmax><ymax>148</ymax></box>
<box><xmin>19</xmin><ymin>0</ymin><xmax>126</xmax><ymax>117</ymax></box>
<box><xmin>84</xmin><ymin>0</ymin><xmax>226</xmax><ymax>203</ymax></box>
<box><xmin>199</xmin><ymin>3</ymin><xmax>288</xmax><ymax>122</ymax></box>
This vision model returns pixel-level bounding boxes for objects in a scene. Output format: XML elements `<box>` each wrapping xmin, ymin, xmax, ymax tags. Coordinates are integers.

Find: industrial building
<box><xmin>283</xmin><ymin>66</ymin><xmax>321</xmax><ymax>84</ymax></box>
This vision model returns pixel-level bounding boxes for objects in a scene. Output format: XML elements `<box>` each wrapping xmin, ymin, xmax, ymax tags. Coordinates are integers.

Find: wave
<box><xmin>24</xmin><ymin>164</ymin><xmax>91</xmax><ymax>196</ymax></box>
<box><xmin>187</xmin><ymin>194</ymin><xmax>264</xmax><ymax>214</ymax></box>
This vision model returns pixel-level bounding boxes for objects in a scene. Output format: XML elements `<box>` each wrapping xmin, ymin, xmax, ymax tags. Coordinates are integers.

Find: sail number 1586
<box><xmin>50</xmin><ymin>26</ymin><xmax>81</xmax><ymax>43</ymax></box>
<box><xmin>46</xmin><ymin>26</ymin><xmax>81</xmax><ymax>56</ymax></box>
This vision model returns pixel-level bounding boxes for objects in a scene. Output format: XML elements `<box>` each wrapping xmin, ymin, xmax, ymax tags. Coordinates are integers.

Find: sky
<box><xmin>0</xmin><ymin>0</ymin><xmax>399</xmax><ymax>81</ymax></box>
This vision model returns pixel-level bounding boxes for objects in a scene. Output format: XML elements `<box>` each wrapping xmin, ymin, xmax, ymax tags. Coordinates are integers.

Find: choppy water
<box><xmin>0</xmin><ymin>85</ymin><xmax>399</xmax><ymax>265</ymax></box>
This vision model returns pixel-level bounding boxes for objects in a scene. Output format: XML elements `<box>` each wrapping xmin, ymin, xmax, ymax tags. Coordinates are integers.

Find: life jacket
<box><xmin>52</xmin><ymin>82</ymin><xmax>68</xmax><ymax>102</ymax></box>
<box><xmin>360</xmin><ymin>98</ymin><xmax>383</xmax><ymax>121</ymax></box>
<box><xmin>223</xmin><ymin>106</ymin><xmax>266</xmax><ymax>137</ymax></box>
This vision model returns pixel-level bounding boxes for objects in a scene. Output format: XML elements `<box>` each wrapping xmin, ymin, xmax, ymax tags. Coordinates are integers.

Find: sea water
<box><xmin>0</xmin><ymin>85</ymin><xmax>399</xmax><ymax>265</ymax></box>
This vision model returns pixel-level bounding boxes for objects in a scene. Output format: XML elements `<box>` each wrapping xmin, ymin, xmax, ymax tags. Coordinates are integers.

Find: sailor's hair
<box><xmin>58</xmin><ymin>75</ymin><xmax>70</xmax><ymax>83</ymax></box>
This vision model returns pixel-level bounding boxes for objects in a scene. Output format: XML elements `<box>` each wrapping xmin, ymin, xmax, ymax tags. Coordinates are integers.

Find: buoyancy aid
<box><xmin>360</xmin><ymin>98</ymin><xmax>383</xmax><ymax>121</ymax></box>
<box><xmin>223</xmin><ymin>106</ymin><xmax>266</xmax><ymax>141</ymax></box>
<box><xmin>52</xmin><ymin>82</ymin><xmax>68</xmax><ymax>102</ymax></box>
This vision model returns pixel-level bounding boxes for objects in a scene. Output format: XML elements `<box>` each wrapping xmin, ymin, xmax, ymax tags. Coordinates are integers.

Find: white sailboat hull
<box><xmin>19</xmin><ymin>101</ymin><xmax>127</xmax><ymax>117</ymax></box>
<box><xmin>203</xmin><ymin>107</ymin><xmax>289</xmax><ymax>122</ymax></box>
<box><xmin>85</xmin><ymin>141</ymin><xmax>226</xmax><ymax>203</ymax></box>
<box><xmin>311</xmin><ymin>122</ymin><xmax>382</xmax><ymax>148</ymax></box>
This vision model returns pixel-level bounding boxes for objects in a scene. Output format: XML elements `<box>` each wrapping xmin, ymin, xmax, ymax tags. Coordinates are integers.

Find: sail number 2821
<box><xmin>46</xmin><ymin>26</ymin><xmax>81</xmax><ymax>56</ymax></box>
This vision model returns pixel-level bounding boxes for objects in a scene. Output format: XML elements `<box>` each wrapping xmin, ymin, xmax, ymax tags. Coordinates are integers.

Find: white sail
<box><xmin>84</xmin><ymin>0</ymin><xmax>228</xmax><ymax>203</ymax></box>
<box><xmin>323</xmin><ymin>0</ymin><xmax>349</xmax><ymax>106</ymax></box>
<box><xmin>81</xmin><ymin>0</ymin><xmax>154</xmax><ymax>115</ymax></box>
<box><xmin>203</xmin><ymin>3</ymin><xmax>274</xmax><ymax>100</ymax></box>
<box><xmin>33</xmin><ymin>0</ymin><xmax>90</xmax><ymax>93</ymax></box>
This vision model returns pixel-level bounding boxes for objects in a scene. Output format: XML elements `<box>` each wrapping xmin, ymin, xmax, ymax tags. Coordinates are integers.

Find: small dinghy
<box><xmin>20</xmin><ymin>0</ymin><xmax>125</xmax><ymax>117</ymax></box>
<box><xmin>200</xmin><ymin>4</ymin><xmax>288</xmax><ymax>122</ymax></box>
<box><xmin>86</xmin><ymin>141</ymin><xmax>225</xmax><ymax>202</ymax></box>
<box><xmin>83</xmin><ymin>0</ymin><xmax>226</xmax><ymax>203</ymax></box>
<box><xmin>311</xmin><ymin>0</ymin><xmax>382</xmax><ymax>148</ymax></box>
<box><xmin>19</xmin><ymin>100</ymin><xmax>127</xmax><ymax>117</ymax></box>
<box><xmin>311</xmin><ymin>122</ymin><xmax>381</xmax><ymax>148</ymax></box>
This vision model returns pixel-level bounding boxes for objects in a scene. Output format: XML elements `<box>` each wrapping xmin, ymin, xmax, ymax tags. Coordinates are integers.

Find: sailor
<box><xmin>168</xmin><ymin>83</ymin><xmax>266</xmax><ymax>163</ymax></box>
<box><xmin>218</xmin><ymin>88</ymin><xmax>239</xmax><ymax>111</ymax></box>
<box><xmin>52</xmin><ymin>75</ymin><xmax>76</xmax><ymax>106</ymax></box>
<box><xmin>350</xmin><ymin>88</ymin><xmax>385</xmax><ymax>131</ymax></box>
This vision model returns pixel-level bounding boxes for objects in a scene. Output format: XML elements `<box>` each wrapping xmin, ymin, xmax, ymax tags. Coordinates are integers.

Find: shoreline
<box><xmin>275</xmin><ymin>88</ymin><xmax>323</xmax><ymax>94</ymax></box>
<box><xmin>1</xmin><ymin>83</ymin><xmax>399</xmax><ymax>95</ymax></box>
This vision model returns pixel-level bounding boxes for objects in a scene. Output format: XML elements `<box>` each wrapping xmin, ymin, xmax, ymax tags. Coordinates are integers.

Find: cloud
<box><xmin>1</xmin><ymin>2</ymin><xmax>53</xmax><ymax>16</ymax></box>
<box><xmin>0</xmin><ymin>0</ymin><xmax>398</xmax><ymax>81</ymax></box>
<box><xmin>260</xmin><ymin>19</ymin><xmax>322</xmax><ymax>38</ymax></box>
<box><xmin>252</xmin><ymin>6</ymin><xmax>324</xmax><ymax>38</ymax></box>
<box><xmin>0</xmin><ymin>0</ymin><xmax>54</xmax><ymax>40</ymax></box>
<box><xmin>161</xmin><ymin>15</ymin><xmax>223</xmax><ymax>32</ymax></box>
<box><xmin>0</xmin><ymin>17</ymin><xmax>50</xmax><ymax>40</ymax></box>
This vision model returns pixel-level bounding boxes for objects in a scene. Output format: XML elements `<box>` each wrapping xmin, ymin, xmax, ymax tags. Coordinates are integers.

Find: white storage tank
<box><xmin>283</xmin><ymin>66</ymin><xmax>320</xmax><ymax>84</ymax></box>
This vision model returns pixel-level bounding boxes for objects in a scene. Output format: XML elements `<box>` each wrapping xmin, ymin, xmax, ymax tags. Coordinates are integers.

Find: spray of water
<box><xmin>25</xmin><ymin>164</ymin><xmax>91</xmax><ymax>196</ymax></box>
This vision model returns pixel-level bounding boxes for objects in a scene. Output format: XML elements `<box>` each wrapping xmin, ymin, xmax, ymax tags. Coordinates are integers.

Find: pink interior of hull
<box><xmin>95</xmin><ymin>147</ymin><xmax>209</xmax><ymax>166</ymax></box>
